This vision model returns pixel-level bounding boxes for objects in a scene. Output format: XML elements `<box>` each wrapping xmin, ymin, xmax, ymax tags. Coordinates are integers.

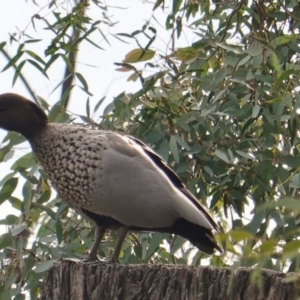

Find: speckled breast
<box><xmin>32</xmin><ymin>124</ymin><xmax>105</xmax><ymax>211</ymax></box>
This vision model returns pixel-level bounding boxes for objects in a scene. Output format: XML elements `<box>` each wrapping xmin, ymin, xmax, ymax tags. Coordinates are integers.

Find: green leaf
<box><xmin>271</xmin><ymin>35</ymin><xmax>300</xmax><ymax>47</ymax></box>
<box><xmin>171</xmin><ymin>236</ymin><xmax>186</xmax><ymax>254</ymax></box>
<box><xmin>283</xmin><ymin>241</ymin><xmax>300</xmax><ymax>258</ymax></box>
<box><xmin>174</xmin><ymin>135</ymin><xmax>191</xmax><ymax>151</ymax></box>
<box><xmin>34</xmin><ymin>259</ymin><xmax>57</xmax><ymax>273</ymax></box>
<box><xmin>22</xmin><ymin>181</ymin><xmax>32</xmax><ymax>216</ymax></box>
<box><xmin>158</xmin><ymin>139</ymin><xmax>170</xmax><ymax>162</ymax></box>
<box><xmin>93</xmin><ymin>96</ymin><xmax>106</xmax><ymax>114</ymax></box>
<box><xmin>212</xmin><ymin>67</ymin><xmax>228</xmax><ymax>88</ymax></box>
<box><xmin>0</xmin><ymin>178</ymin><xmax>18</xmax><ymax>205</ymax></box>
<box><xmin>0</xmin><ymin>233</ymin><xmax>13</xmax><ymax>250</ymax></box>
<box><xmin>103</xmin><ymin>101</ymin><xmax>115</xmax><ymax>115</ymax></box>
<box><xmin>123</xmin><ymin>49</ymin><xmax>155</xmax><ymax>63</ymax></box>
<box><xmin>0</xmin><ymin>215</ymin><xmax>18</xmax><ymax>225</ymax></box>
<box><xmin>172</xmin><ymin>0</ymin><xmax>183</xmax><ymax>14</ymax></box>
<box><xmin>272</xmin><ymin>69</ymin><xmax>294</xmax><ymax>91</ymax></box>
<box><xmin>25</xmin><ymin>50</ymin><xmax>46</xmax><ymax>65</ymax></box>
<box><xmin>244</xmin><ymin>209</ymin><xmax>265</xmax><ymax>235</ymax></box>
<box><xmin>2</xmin><ymin>132</ymin><xmax>26</xmax><ymax>147</ymax></box>
<box><xmin>24</xmin><ymin>39</ymin><xmax>42</xmax><ymax>44</ymax></box>
<box><xmin>0</xmin><ymin>41</ymin><xmax>6</xmax><ymax>51</ymax></box>
<box><xmin>144</xmin><ymin>233</ymin><xmax>164</xmax><ymax>261</ymax></box>
<box><xmin>282</xmin><ymin>156</ymin><xmax>300</xmax><ymax>168</ymax></box>
<box><xmin>2</xmin><ymin>51</ymin><xmax>24</xmax><ymax>72</ymax></box>
<box><xmin>85</xmin><ymin>97</ymin><xmax>90</xmax><ymax>118</ymax></box>
<box><xmin>9</xmin><ymin>197</ymin><xmax>22</xmax><ymax>210</ymax></box>
<box><xmin>0</xmin><ymin>173</ymin><xmax>15</xmax><ymax>188</ymax></box>
<box><xmin>175</xmin><ymin>47</ymin><xmax>201</xmax><ymax>61</ymax></box>
<box><xmin>1</xmin><ymin>290</ymin><xmax>11</xmax><ymax>300</ymax></box>
<box><xmin>48</xmin><ymin>102</ymin><xmax>70</xmax><ymax>123</ymax></box>
<box><xmin>36</xmin><ymin>95</ymin><xmax>50</xmax><ymax>110</ymax></box>
<box><xmin>11</xmin><ymin>153</ymin><xmax>35</xmax><ymax>170</ymax></box>
<box><xmin>169</xmin><ymin>135</ymin><xmax>179</xmax><ymax>163</ymax></box>
<box><xmin>56</xmin><ymin>202</ymin><xmax>68</xmax><ymax>216</ymax></box>
<box><xmin>259</xmin><ymin>197</ymin><xmax>300</xmax><ymax>211</ymax></box>
<box><xmin>235</xmin><ymin>150</ymin><xmax>255</xmax><ymax>160</ymax></box>
<box><xmin>27</xmin><ymin>59</ymin><xmax>48</xmax><ymax>78</ymax></box>
<box><xmin>75</xmin><ymin>72</ymin><xmax>91</xmax><ymax>94</ymax></box>
<box><xmin>228</xmin><ymin>230</ymin><xmax>254</xmax><ymax>243</ymax></box>
<box><xmin>33</xmin><ymin>203</ymin><xmax>56</xmax><ymax>220</ymax></box>
<box><xmin>215</xmin><ymin>43</ymin><xmax>242</xmax><ymax>54</ymax></box>
<box><xmin>245</xmin><ymin>46</ymin><xmax>262</xmax><ymax>56</ymax></box>
<box><xmin>12</xmin><ymin>60</ymin><xmax>26</xmax><ymax>86</ymax></box>
<box><xmin>37</xmin><ymin>190</ymin><xmax>51</xmax><ymax>204</ymax></box>
<box><xmin>236</xmin><ymin>55</ymin><xmax>251</xmax><ymax>69</ymax></box>
<box><xmin>215</xmin><ymin>149</ymin><xmax>230</xmax><ymax>164</ymax></box>
<box><xmin>0</xmin><ymin>148</ymin><xmax>11</xmax><ymax>163</ymax></box>
<box><xmin>11</xmin><ymin>224</ymin><xmax>27</xmax><ymax>237</ymax></box>
<box><xmin>252</xmin><ymin>105</ymin><xmax>260</xmax><ymax>118</ymax></box>
<box><xmin>45</xmin><ymin>54</ymin><xmax>59</xmax><ymax>72</ymax></box>
<box><xmin>60</xmin><ymin>54</ymin><xmax>74</xmax><ymax>75</ymax></box>
<box><xmin>14</xmin><ymin>294</ymin><xmax>25</xmax><ymax>300</ymax></box>
<box><xmin>269</xmin><ymin>51</ymin><xmax>282</xmax><ymax>76</ymax></box>
<box><xmin>153</xmin><ymin>0</ymin><xmax>164</xmax><ymax>10</ymax></box>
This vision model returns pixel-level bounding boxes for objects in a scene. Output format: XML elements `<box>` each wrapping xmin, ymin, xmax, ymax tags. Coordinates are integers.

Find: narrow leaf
<box><xmin>34</xmin><ymin>260</ymin><xmax>57</xmax><ymax>273</ymax></box>
<box><xmin>123</xmin><ymin>49</ymin><xmax>155</xmax><ymax>63</ymax></box>
<box><xmin>12</xmin><ymin>60</ymin><xmax>26</xmax><ymax>86</ymax></box>
<box><xmin>75</xmin><ymin>72</ymin><xmax>90</xmax><ymax>93</ymax></box>
<box><xmin>173</xmin><ymin>0</ymin><xmax>183</xmax><ymax>14</ymax></box>
<box><xmin>93</xmin><ymin>96</ymin><xmax>106</xmax><ymax>114</ymax></box>
<box><xmin>215</xmin><ymin>149</ymin><xmax>230</xmax><ymax>164</ymax></box>
<box><xmin>25</xmin><ymin>50</ymin><xmax>46</xmax><ymax>65</ymax></box>
<box><xmin>0</xmin><ymin>178</ymin><xmax>18</xmax><ymax>205</ymax></box>
<box><xmin>170</xmin><ymin>135</ymin><xmax>179</xmax><ymax>163</ymax></box>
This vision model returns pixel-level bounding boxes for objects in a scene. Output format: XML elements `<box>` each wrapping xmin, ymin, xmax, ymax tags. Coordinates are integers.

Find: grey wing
<box><xmin>128</xmin><ymin>135</ymin><xmax>219</xmax><ymax>230</ymax></box>
<box><xmin>88</xmin><ymin>132</ymin><xmax>216</xmax><ymax>230</ymax></box>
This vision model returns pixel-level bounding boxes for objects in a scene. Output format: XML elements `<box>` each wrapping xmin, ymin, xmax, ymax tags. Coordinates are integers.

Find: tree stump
<box><xmin>40</xmin><ymin>260</ymin><xmax>297</xmax><ymax>300</ymax></box>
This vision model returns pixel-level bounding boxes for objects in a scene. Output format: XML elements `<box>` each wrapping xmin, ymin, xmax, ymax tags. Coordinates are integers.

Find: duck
<box><xmin>0</xmin><ymin>93</ymin><xmax>222</xmax><ymax>263</ymax></box>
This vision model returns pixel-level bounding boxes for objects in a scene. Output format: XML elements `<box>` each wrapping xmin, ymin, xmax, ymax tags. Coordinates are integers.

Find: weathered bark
<box><xmin>40</xmin><ymin>259</ymin><xmax>297</xmax><ymax>300</ymax></box>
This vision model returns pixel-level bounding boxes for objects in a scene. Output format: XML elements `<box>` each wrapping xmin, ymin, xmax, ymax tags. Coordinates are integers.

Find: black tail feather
<box><xmin>169</xmin><ymin>218</ymin><xmax>222</xmax><ymax>254</ymax></box>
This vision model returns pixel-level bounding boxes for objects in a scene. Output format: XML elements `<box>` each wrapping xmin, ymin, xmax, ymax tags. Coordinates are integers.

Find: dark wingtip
<box><xmin>194</xmin><ymin>233</ymin><xmax>223</xmax><ymax>254</ymax></box>
<box><xmin>171</xmin><ymin>218</ymin><xmax>222</xmax><ymax>255</ymax></box>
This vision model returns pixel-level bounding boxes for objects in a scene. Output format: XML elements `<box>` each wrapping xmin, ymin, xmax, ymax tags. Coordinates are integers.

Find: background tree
<box><xmin>0</xmin><ymin>0</ymin><xmax>300</xmax><ymax>298</ymax></box>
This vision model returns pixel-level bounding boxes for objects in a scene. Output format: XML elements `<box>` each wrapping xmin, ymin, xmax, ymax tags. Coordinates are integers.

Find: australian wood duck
<box><xmin>0</xmin><ymin>93</ymin><xmax>222</xmax><ymax>263</ymax></box>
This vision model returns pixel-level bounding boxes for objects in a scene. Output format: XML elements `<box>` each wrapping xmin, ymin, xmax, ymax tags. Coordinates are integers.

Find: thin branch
<box><xmin>61</xmin><ymin>0</ymin><xmax>89</xmax><ymax>109</ymax></box>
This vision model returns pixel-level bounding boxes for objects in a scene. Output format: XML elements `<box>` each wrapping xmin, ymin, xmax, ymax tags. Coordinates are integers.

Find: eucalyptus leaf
<box><xmin>34</xmin><ymin>260</ymin><xmax>57</xmax><ymax>273</ymax></box>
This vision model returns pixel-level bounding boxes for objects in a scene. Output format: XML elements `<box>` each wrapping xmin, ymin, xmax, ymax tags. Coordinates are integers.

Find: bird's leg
<box><xmin>107</xmin><ymin>227</ymin><xmax>128</xmax><ymax>264</ymax></box>
<box><xmin>86</xmin><ymin>226</ymin><xmax>106</xmax><ymax>261</ymax></box>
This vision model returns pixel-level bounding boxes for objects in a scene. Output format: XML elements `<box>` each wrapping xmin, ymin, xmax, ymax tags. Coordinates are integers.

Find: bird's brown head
<box><xmin>0</xmin><ymin>93</ymin><xmax>48</xmax><ymax>141</ymax></box>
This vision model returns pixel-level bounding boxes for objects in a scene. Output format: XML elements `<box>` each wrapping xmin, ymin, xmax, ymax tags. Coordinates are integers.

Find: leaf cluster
<box><xmin>1</xmin><ymin>0</ymin><xmax>300</xmax><ymax>298</ymax></box>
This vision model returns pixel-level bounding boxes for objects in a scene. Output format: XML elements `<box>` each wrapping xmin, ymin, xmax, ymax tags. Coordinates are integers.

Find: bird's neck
<box><xmin>23</xmin><ymin>123</ymin><xmax>48</xmax><ymax>143</ymax></box>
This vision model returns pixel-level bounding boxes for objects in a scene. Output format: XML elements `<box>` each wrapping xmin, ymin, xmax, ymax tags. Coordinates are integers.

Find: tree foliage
<box><xmin>0</xmin><ymin>0</ymin><xmax>300</xmax><ymax>298</ymax></box>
